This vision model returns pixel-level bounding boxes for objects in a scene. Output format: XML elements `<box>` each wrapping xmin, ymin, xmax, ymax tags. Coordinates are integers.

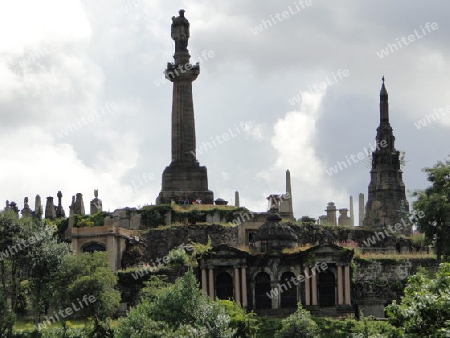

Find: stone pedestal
<box><xmin>158</xmin><ymin>164</ymin><xmax>214</xmax><ymax>204</ymax></box>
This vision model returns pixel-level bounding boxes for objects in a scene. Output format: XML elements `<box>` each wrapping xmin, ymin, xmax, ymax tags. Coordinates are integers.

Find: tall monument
<box><xmin>157</xmin><ymin>10</ymin><xmax>214</xmax><ymax>204</ymax></box>
<box><xmin>363</xmin><ymin>78</ymin><xmax>410</xmax><ymax>234</ymax></box>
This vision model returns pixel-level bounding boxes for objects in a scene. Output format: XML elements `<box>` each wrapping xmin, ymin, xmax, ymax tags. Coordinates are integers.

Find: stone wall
<box><xmin>143</xmin><ymin>224</ymin><xmax>238</xmax><ymax>259</ymax></box>
<box><xmin>353</xmin><ymin>257</ymin><xmax>438</xmax><ymax>317</ymax></box>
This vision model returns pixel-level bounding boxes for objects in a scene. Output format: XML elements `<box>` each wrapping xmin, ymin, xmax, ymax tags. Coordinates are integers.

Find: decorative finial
<box><xmin>382</xmin><ymin>76</ymin><xmax>385</xmax><ymax>84</ymax></box>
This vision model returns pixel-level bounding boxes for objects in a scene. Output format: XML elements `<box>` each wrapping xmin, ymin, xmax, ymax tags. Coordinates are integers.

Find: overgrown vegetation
<box><xmin>139</xmin><ymin>205</ymin><xmax>249</xmax><ymax>228</ymax></box>
<box><xmin>71</xmin><ymin>211</ymin><xmax>111</xmax><ymax>228</ymax></box>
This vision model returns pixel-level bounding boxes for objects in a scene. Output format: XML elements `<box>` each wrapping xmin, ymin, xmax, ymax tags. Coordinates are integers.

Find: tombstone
<box><xmin>56</xmin><ymin>191</ymin><xmax>65</xmax><ymax>218</ymax></box>
<box><xmin>338</xmin><ymin>208</ymin><xmax>351</xmax><ymax>227</ymax></box>
<box><xmin>35</xmin><ymin>195</ymin><xmax>42</xmax><ymax>219</ymax></box>
<box><xmin>21</xmin><ymin>197</ymin><xmax>33</xmax><ymax>218</ymax></box>
<box><xmin>90</xmin><ymin>189</ymin><xmax>102</xmax><ymax>215</ymax></box>
<box><xmin>45</xmin><ymin>197</ymin><xmax>56</xmax><ymax>220</ymax></box>
<box><xmin>73</xmin><ymin>193</ymin><xmax>85</xmax><ymax>215</ymax></box>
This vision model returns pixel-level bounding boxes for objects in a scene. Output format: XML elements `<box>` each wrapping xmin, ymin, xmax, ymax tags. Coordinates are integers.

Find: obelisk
<box><xmin>157</xmin><ymin>10</ymin><xmax>214</xmax><ymax>204</ymax></box>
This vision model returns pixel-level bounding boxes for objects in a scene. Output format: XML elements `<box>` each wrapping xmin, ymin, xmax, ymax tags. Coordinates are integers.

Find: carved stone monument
<box><xmin>90</xmin><ymin>189</ymin><xmax>102</xmax><ymax>214</ymax></box>
<box><xmin>45</xmin><ymin>196</ymin><xmax>56</xmax><ymax>220</ymax></box>
<box><xmin>73</xmin><ymin>193</ymin><xmax>85</xmax><ymax>215</ymax></box>
<box><xmin>56</xmin><ymin>191</ymin><xmax>65</xmax><ymax>218</ymax></box>
<box><xmin>21</xmin><ymin>197</ymin><xmax>33</xmax><ymax>218</ymax></box>
<box><xmin>157</xmin><ymin>10</ymin><xmax>214</xmax><ymax>204</ymax></box>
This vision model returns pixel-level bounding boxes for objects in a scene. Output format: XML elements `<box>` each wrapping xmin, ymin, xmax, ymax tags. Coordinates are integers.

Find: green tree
<box><xmin>0</xmin><ymin>210</ymin><xmax>25</xmax><ymax>317</ymax></box>
<box><xmin>386</xmin><ymin>263</ymin><xmax>450</xmax><ymax>336</ymax></box>
<box><xmin>413</xmin><ymin>160</ymin><xmax>450</xmax><ymax>261</ymax></box>
<box><xmin>116</xmin><ymin>269</ymin><xmax>235</xmax><ymax>338</ymax></box>
<box><xmin>0</xmin><ymin>287</ymin><xmax>14</xmax><ymax>338</ymax></box>
<box><xmin>298</xmin><ymin>216</ymin><xmax>316</xmax><ymax>225</ymax></box>
<box><xmin>275</xmin><ymin>304</ymin><xmax>319</xmax><ymax>338</ymax></box>
<box><xmin>24</xmin><ymin>219</ymin><xmax>71</xmax><ymax>322</ymax></box>
<box><xmin>54</xmin><ymin>252</ymin><xmax>120</xmax><ymax>328</ymax></box>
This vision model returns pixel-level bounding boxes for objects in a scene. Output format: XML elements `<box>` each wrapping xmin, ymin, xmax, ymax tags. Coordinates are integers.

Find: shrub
<box><xmin>275</xmin><ymin>305</ymin><xmax>319</xmax><ymax>338</ymax></box>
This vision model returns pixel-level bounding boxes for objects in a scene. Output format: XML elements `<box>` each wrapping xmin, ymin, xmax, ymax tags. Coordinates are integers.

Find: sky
<box><xmin>0</xmin><ymin>0</ymin><xmax>449</xmax><ymax>224</ymax></box>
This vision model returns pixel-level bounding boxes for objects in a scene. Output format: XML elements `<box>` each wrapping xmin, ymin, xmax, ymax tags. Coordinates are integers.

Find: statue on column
<box><xmin>171</xmin><ymin>9</ymin><xmax>190</xmax><ymax>52</ymax></box>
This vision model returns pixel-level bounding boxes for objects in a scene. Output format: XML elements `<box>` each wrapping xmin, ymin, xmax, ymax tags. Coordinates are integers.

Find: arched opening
<box><xmin>216</xmin><ymin>272</ymin><xmax>233</xmax><ymax>300</ymax></box>
<box><xmin>82</xmin><ymin>242</ymin><xmax>106</xmax><ymax>253</ymax></box>
<box><xmin>255</xmin><ymin>272</ymin><xmax>272</xmax><ymax>309</ymax></box>
<box><xmin>319</xmin><ymin>269</ymin><xmax>335</xmax><ymax>307</ymax></box>
<box><xmin>280</xmin><ymin>271</ymin><xmax>297</xmax><ymax>308</ymax></box>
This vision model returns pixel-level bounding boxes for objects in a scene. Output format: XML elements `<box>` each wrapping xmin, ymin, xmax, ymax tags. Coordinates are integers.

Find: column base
<box><xmin>157</xmin><ymin>162</ymin><xmax>214</xmax><ymax>204</ymax></box>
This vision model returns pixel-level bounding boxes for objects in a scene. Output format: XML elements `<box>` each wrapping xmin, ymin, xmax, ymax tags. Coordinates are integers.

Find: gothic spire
<box><xmin>380</xmin><ymin>76</ymin><xmax>389</xmax><ymax>124</ymax></box>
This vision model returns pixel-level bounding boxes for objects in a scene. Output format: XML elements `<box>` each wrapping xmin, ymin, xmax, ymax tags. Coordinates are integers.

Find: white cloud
<box><xmin>257</xmin><ymin>91</ymin><xmax>348</xmax><ymax>218</ymax></box>
<box><xmin>0</xmin><ymin>127</ymin><xmax>143</xmax><ymax>212</ymax></box>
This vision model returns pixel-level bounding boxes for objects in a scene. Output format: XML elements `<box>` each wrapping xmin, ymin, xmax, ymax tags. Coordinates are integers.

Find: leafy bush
<box><xmin>314</xmin><ymin>317</ymin><xmax>404</xmax><ymax>337</ymax></box>
<box><xmin>257</xmin><ymin>317</ymin><xmax>283</xmax><ymax>338</ymax></box>
<box><xmin>275</xmin><ymin>305</ymin><xmax>319</xmax><ymax>338</ymax></box>
<box><xmin>219</xmin><ymin>299</ymin><xmax>259</xmax><ymax>337</ymax></box>
<box><xmin>386</xmin><ymin>262</ymin><xmax>450</xmax><ymax>336</ymax></box>
<box><xmin>116</xmin><ymin>269</ymin><xmax>235</xmax><ymax>337</ymax></box>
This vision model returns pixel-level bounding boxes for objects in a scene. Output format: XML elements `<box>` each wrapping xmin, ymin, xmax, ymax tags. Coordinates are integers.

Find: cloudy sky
<box><xmin>0</xmin><ymin>0</ymin><xmax>449</xmax><ymax>223</ymax></box>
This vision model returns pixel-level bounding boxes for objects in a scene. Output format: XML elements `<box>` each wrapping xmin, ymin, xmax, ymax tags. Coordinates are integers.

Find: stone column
<box><xmin>344</xmin><ymin>265</ymin><xmax>351</xmax><ymax>305</ymax></box>
<box><xmin>304</xmin><ymin>267</ymin><xmax>310</xmax><ymax>306</ymax></box>
<box><xmin>241</xmin><ymin>266</ymin><xmax>248</xmax><ymax>308</ymax></box>
<box><xmin>208</xmin><ymin>268</ymin><xmax>214</xmax><ymax>300</ymax></box>
<box><xmin>201</xmin><ymin>267</ymin><xmax>208</xmax><ymax>296</ymax></box>
<box><xmin>359</xmin><ymin>193</ymin><xmax>364</xmax><ymax>227</ymax></box>
<box><xmin>234</xmin><ymin>266</ymin><xmax>241</xmax><ymax>305</ymax></box>
<box><xmin>270</xmin><ymin>280</ymin><xmax>279</xmax><ymax>309</ymax></box>
<box><xmin>337</xmin><ymin>265</ymin><xmax>343</xmax><ymax>305</ymax></box>
<box><xmin>107</xmin><ymin>231</ymin><xmax>117</xmax><ymax>271</ymax></box>
<box><xmin>311</xmin><ymin>269</ymin><xmax>318</xmax><ymax>306</ymax></box>
<box><xmin>349</xmin><ymin>195</ymin><xmax>354</xmax><ymax>227</ymax></box>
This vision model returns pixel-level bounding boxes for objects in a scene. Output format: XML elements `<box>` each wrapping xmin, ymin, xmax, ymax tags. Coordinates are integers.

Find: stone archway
<box><xmin>280</xmin><ymin>271</ymin><xmax>297</xmax><ymax>308</ymax></box>
<box><xmin>319</xmin><ymin>270</ymin><xmax>335</xmax><ymax>307</ymax></box>
<box><xmin>255</xmin><ymin>272</ymin><xmax>272</xmax><ymax>309</ymax></box>
<box><xmin>216</xmin><ymin>272</ymin><xmax>233</xmax><ymax>300</ymax></box>
<box><xmin>82</xmin><ymin>242</ymin><xmax>106</xmax><ymax>253</ymax></box>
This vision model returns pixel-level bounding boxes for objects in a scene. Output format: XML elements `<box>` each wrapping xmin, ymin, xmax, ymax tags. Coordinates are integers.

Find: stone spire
<box><xmin>363</xmin><ymin>78</ymin><xmax>410</xmax><ymax>234</ymax></box>
<box><xmin>280</xmin><ymin>169</ymin><xmax>294</xmax><ymax>219</ymax></box>
<box><xmin>380</xmin><ymin>76</ymin><xmax>389</xmax><ymax>123</ymax></box>
<box><xmin>157</xmin><ymin>10</ymin><xmax>214</xmax><ymax>205</ymax></box>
